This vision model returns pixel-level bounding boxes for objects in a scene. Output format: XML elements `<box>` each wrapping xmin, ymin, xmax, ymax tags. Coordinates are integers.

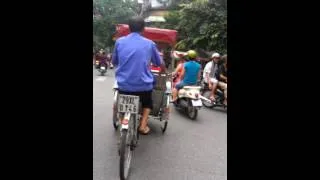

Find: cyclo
<box><xmin>111</xmin><ymin>24</ymin><xmax>177</xmax><ymax>180</ymax></box>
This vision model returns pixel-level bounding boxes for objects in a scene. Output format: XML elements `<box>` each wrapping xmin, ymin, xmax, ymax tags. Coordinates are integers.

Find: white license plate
<box><xmin>101</xmin><ymin>66</ymin><xmax>105</xmax><ymax>70</ymax></box>
<box><xmin>118</xmin><ymin>95</ymin><xmax>140</xmax><ymax>114</ymax></box>
<box><xmin>191</xmin><ymin>99</ymin><xmax>202</xmax><ymax>106</ymax></box>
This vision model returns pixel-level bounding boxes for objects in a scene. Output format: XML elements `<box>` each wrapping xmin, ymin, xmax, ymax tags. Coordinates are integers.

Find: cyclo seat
<box><xmin>151</xmin><ymin>71</ymin><xmax>168</xmax><ymax>116</ymax></box>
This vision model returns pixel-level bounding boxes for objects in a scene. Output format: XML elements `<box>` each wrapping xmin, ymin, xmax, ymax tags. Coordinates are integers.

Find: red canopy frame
<box><xmin>113</xmin><ymin>24</ymin><xmax>178</xmax><ymax>46</ymax></box>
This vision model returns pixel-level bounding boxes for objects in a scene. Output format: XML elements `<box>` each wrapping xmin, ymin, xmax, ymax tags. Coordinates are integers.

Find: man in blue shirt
<box><xmin>112</xmin><ymin>16</ymin><xmax>164</xmax><ymax>135</ymax></box>
<box><xmin>171</xmin><ymin>50</ymin><xmax>201</xmax><ymax>102</ymax></box>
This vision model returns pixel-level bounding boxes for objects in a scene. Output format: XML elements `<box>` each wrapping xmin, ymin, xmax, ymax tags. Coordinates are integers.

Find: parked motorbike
<box><xmin>200</xmin><ymin>81</ymin><xmax>227</xmax><ymax>109</ymax></box>
<box><xmin>173</xmin><ymin>86</ymin><xmax>203</xmax><ymax>120</ymax></box>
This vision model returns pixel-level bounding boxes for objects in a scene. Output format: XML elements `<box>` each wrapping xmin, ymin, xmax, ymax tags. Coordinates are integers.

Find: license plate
<box><xmin>101</xmin><ymin>66</ymin><xmax>105</xmax><ymax>70</ymax></box>
<box><xmin>118</xmin><ymin>95</ymin><xmax>140</xmax><ymax>114</ymax></box>
<box><xmin>191</xmin><ymin>99</ymin><xmax>202</xmax><ymax>106</ymax></box>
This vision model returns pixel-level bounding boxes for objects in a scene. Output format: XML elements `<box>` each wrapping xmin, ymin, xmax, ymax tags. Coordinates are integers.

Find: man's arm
<box><xmin>173</xmin><ymin>63</ymin><xmax>182</xmax><ymax>76</ymax></box>
<box><xmin>204</xmin><ymin>63</ymin><xmax>211</xmax><ymax>83</ymax></box>
<box><xmin>180</xmin><ymin>65</ymin><xmax>185</xmax><ymax>80</ymax></box>
<box><xmin>151</xmin><ymin>43</ymin><xmax>166</xmax><ymax>71</ymax></box>
<box><xmin>111</xmin><ymin>41</ymin><xmax>119</xmax><ymax>66</ymax></box>
<box><xmin>220</xmin><ymin>74</ymin><xmax>227</xmax><ymax>81</ymax></box>
<box><xmin>217</xmin><ymin>66</ymin><xmax>227</xmax><ymax>82</ymax></box>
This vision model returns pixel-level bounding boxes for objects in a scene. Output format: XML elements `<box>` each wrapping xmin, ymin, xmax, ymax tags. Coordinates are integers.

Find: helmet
<box><xmin>211</xmin><ymin>53</ymin><xmax>220</xmax><ymax>59</ymax></box>
<box><xmin>187</xmin><ymin>50</ymin><xmax>197</xmax><ymax>59</ymax></box>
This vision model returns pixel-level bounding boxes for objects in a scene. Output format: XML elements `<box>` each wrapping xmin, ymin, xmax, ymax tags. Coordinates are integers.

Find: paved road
<box><xmin>93</xmin><ymin>67</ymin><xmax>227</xmax><ymax>180</ymax></box>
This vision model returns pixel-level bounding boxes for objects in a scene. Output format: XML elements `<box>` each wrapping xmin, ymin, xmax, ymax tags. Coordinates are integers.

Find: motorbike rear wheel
<box><xmin>161</xmin><ymin>120</ymin><xmax>168</xmax><ymax>133</ymax></box>
<box><xmin>202</xmin><ymin>90</ymin><xmax>215</xmax><ymax>108</ymax></box>
<box><xmin>187</xmin><ymin>103</ymin><xmax>198</xmax><ymax>120</ymax></box>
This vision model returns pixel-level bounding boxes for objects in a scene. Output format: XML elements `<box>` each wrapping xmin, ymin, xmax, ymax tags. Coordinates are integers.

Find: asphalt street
<box><xmin>93</xmin><ymin>67</ymin><xmax>227</xmax><ymax>180</ymax></box>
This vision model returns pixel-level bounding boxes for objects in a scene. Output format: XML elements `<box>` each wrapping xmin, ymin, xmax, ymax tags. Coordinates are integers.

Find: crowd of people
<box><xmin>172</xmin><ymin>51</ymin><xmax>227</xmax><ymax>106</ymax></box>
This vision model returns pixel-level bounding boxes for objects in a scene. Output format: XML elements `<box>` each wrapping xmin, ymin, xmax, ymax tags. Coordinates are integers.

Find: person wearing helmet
<box><xmin>216</xmin><ymin>55</ymin><xmax>227</xmax><ymax>106</ymax></box>
<box><xmin>203</xmin><ymin>52</ymin><xmax>221</xmax><ymax>101</ymax></box>
<box><xmin>171</xmin><ymin>50</ymin><xmax>201</xmax><ymax>102</ymax></box>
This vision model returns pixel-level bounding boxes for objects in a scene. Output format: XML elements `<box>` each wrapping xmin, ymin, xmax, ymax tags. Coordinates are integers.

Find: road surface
<box><xmin>93</xmin><ymin>67</ymin><xmax>227</xmax><ymax>180</ymax></box>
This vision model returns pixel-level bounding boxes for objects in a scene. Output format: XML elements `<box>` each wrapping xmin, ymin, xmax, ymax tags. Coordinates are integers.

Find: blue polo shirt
<box><xmin>183</xmin><ymin>60</ymin><xmax>201</xmax><ymax>84</ymax></box>
<box><xmin>112</xmin><ymin>33</ymin><xmax>162</xmax><ymax>92</ymax></box>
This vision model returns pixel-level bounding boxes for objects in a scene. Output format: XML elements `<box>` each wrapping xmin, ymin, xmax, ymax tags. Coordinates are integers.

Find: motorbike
<box><xmin>173</xmin><ymin>86</ymin><xmax>203</xmax><ymax>120</ymax></box>
<box><xmin>200</xmin><ymin>81</ymin><xmax>227</xmax><ymax>109</ymax></box>
<box><xmin>98</xmin><ymin>63</ymin><xmax>107</xmax><ymax>76</ymax></box>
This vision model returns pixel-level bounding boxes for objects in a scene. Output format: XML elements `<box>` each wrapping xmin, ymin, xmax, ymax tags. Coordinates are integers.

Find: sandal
<box><xmin>139</xmin><ymin>126</ymin><xmax>150</xmax><ymax>135</ymax></box>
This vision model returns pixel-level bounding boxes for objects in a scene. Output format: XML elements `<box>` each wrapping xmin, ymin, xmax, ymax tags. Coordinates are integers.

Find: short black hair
<box><xmin>129</xmin><ymin>16</ymin><xmax>145</xmax><ymax>33</ymax></box>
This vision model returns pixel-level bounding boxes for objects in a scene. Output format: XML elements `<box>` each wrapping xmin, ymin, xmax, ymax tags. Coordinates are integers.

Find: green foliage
<box><xmin>93</xmin><ymin>0</ymin><xmax>140</xmax><ymax>51</ymax></box>
<box><xmin>164</xmin><ymin>0</ymin><xmax>227</xmax><ymax>55</ymax></box>
<box><xmin>93</xmin><ymin>0</ymin><xmax>227</xmax><ymax>55</ymax></box>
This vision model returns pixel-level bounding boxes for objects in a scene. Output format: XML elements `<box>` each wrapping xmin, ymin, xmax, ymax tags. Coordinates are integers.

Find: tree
<box><xmin>163</xmin><ymin>0</ymin><xmax>227</xmax><ymax>54</ymax></box>
<box><xmin>93</xmin><ymin>0</ymin><xmax>140</xmax><ymax>51</ymax></box>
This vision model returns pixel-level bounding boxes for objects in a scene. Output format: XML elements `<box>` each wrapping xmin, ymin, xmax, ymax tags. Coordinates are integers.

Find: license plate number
<box><xmin>192</xmin><ymin>99</ymin><xmax>202</xmax><ymax>106</ymax></box>
<box><xmin>118</xmin><ymin>95</ymin><xmax>139</xmax><ymax>114</ymax></box>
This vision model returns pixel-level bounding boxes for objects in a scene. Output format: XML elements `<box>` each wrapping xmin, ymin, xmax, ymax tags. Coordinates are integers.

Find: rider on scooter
<box><xmin>172</xmin><ymin>53</ymin><xmax>186</xmax><ymax>87</ymax></box>
<box><xmin>95</xmin><ymin>49</ymin><xmax>107</xmax><ymax>68</ymax></box>
<box><xmin>216</xmin><ymin>55</ymin><xmax>227</xmax><ymax>106</ymax></box>
<box><xmin>100</xmin><ymin>50</ymin><xmax>108</xmax><ymax>67</ymax></box>
<box><xmin>203</xmin><ymin>52</ymin><xmax>221</xmax><ymax>101</ymax></box>
<box><xmin>171</xmin><ymin>50</ymin><xmax>201</xmax><ymax>102</ymax></box>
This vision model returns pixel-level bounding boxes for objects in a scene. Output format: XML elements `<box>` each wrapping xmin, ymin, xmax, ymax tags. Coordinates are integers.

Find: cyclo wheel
<box><xmin>112</xmin><ymin>108</ymin><xmax>118</xmax><ymax>130</ymax></box>
<box><xmin>161</xmin><ymin>120</ymin><xmax>168</xmax><ymax>133</ymax></box>
<box><xmin>112</xmin><ymin>91</ymin><xmax>119</xmax><ymax>130</ymax></box>
<box><xmin>161</xmin><ymin>94</ymin><xmax>170</xmax><ymax>133</ymax></box>
<box><xmin>119</xmin><ymin>129</ymin><xmax>133</xmax><ymax>180</ymax></box>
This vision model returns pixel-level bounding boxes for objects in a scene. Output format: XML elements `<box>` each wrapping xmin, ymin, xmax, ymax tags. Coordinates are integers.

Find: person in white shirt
<box><xmin>203</xmin><ymin>53</ymin><xmax>221</xmax><ymax>101</ymax></box>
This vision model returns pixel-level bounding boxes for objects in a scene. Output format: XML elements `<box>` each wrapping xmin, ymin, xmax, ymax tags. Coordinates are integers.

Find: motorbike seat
<box><xmin>183</xmin><ymin>86</ymin><xmax>201</xmax><ymax>90</ymax></box>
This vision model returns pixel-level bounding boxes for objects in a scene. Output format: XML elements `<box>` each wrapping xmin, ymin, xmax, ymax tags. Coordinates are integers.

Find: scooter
<box><xmin>173</xmin><ymin>86</ymin><xmax>203</xmax><ymax>120</ymax></box>
<box><xmin>98</xmin><ymin>63</ymin><xmax>107</xmax><ymax>76</ymax></box>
